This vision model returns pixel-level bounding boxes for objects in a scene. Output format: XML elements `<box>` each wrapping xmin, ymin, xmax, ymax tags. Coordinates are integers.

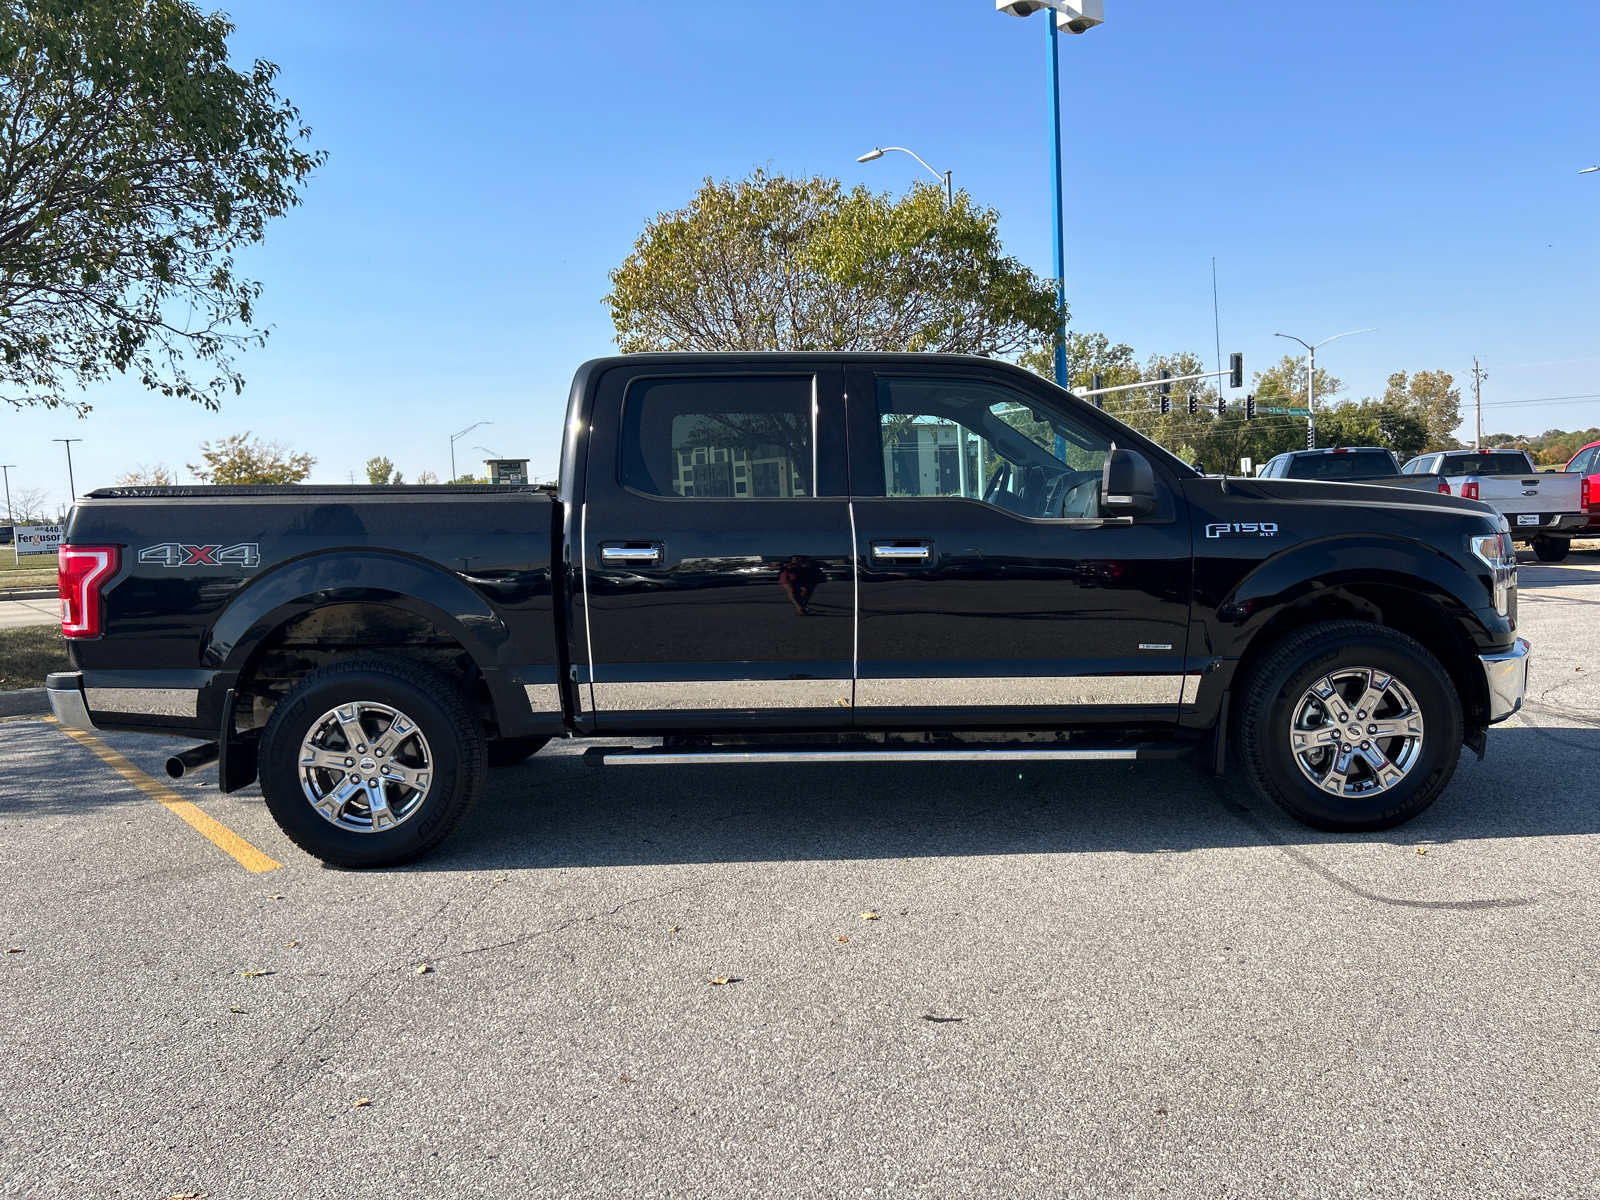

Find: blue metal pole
<box><xmin>1048</xmin><ymin>16</ymin><xmax>1067</xmax><ymax>393</ymax></box>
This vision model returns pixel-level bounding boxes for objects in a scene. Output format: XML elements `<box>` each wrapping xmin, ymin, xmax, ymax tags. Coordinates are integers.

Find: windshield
<box><xmin>1441</xmin><ymin>452</ymin><xmax>1533</xmax><ymax>476</ymax></box>
<box><xmin>1284</xmin><ymin>452</ymin><xmax>1398</xmax><ymax>480</ymax></box>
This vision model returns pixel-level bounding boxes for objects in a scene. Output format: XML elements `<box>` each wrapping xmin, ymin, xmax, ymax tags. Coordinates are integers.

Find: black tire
<box><xmin>258</xmin><ymin>655</ymin><xmax>486</xmax><ymax>867</ymax></box>
<box><xmin>1531</xmin><ymin>535</ymin><xmax>1570</xmax><ymax>562</ymax></box>
<box><xmin>1233</xmin><ymin>620</ymin><xmax>1462</xmax><ymax>833</ymax></box>
<box><xmin>487</xmin><ymin>735</ymin><xmax>549</xmax><ymax>767</ymax></box>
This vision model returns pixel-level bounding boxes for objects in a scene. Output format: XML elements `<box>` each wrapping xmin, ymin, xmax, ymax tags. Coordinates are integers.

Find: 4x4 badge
<box><xmin>139</xmin><ymin>542</ymin><xmax>261</xmax><ymax>568</ymax></box>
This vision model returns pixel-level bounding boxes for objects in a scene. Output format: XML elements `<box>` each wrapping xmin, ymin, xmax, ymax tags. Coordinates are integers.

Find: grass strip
<box><xmin>0</xmin><ymin>624</ymin><xmax>70</xmax><ymax>690</ymax></box>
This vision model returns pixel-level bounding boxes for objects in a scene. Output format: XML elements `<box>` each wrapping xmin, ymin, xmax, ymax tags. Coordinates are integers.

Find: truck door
<box><xmin>845</xmin><ymin>366</ymin><xmax>1194</xmax><ymax>725</ymax></box>
<box><xmin>580</xmin><ymin>364</ymin><xmax>855</xmax><ymax>731</ymax></box>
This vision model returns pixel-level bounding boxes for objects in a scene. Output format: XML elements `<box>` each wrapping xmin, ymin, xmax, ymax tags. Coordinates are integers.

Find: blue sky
<box><xmin>5</xmin><ymin>0</ymin><xmax>1598</xmax><ymax>511</ymax></box>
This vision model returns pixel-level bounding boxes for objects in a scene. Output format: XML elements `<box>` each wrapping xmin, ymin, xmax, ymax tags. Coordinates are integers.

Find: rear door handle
<box><xmin>870</xmin><ymin>540</ymin><xmax>932</xmax><ymax>562</ymax></box>
<box><xmin>600</xmin><ymin>541</ymin><xmax>664</xmax><ymax>565</ymax></box>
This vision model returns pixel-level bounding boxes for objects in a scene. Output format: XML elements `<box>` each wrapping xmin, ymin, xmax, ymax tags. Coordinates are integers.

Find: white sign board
<box><xmin>15</xmin><ymin>524</ymin><xmax>62</xmax><ymax>557</ymax></box>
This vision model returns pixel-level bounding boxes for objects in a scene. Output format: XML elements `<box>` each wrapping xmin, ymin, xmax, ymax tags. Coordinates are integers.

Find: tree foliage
<box><xmin>1381</xmin><ymin>370</ymin><xmax>1460</xmax><ymax>450</ymax></box>
<box><xmin>365</xmin><ymin>456</ymin><xmax>403</xmax><ymax>485</ymax></box>
<box><xmin>0</xmin><ymin>0</ymin><xmax>324</xmax><ymax>414</ymax></box>
<box><xmin>606</xmin><ymin>171</ymin><xmax>1060</xmax><ymax>356</ymax></box>
<box><xmin>115</xmin><ymin>462</ymin><xmax>175</xmax><ymax>486</ymax></box>
<box><xmin>188</xmin><ymin>432</ymin><xmax>312</xmax><ymax>484</ymax></box>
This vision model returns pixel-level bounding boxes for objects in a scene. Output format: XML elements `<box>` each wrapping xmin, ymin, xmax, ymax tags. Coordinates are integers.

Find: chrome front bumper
<box><xmin>45</xmin><ymin>671</ymin><xmax>97</xmax><ymax>733</ymax></box>
<box><xmin>1480</xmin><ymin>637</ymin><xmax>1530</xmax><ymax>724</ymax></box>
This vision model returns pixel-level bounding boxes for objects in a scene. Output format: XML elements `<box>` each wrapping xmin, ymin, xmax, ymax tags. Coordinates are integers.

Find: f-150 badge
<box><xmin>1206</xmin><ymin>522</ymin><xmax>1279</xmax><ymax>538</ymax></box>
<box><xmin>139</xmin><ymin>542</ymin><xmax>261</xmax><ymax>567</ymax></box>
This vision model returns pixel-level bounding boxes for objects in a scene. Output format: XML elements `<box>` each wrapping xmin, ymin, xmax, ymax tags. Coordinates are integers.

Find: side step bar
<box><xmin>585</xmin><ymin>743</ymin><xmax>1184</xmax><ymax>766</ymax></box>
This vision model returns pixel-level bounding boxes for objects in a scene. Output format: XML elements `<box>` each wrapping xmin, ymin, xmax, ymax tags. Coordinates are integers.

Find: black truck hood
<box><xmin>1244</xmin><ymin>477</ymin><xmax>1496</xmax><ymax>518</ymax></box>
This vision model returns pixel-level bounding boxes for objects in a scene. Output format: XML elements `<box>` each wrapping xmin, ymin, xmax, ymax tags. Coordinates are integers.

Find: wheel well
<box><xmin>234</xmin><ymin>602</ymin><xmax>502</xmax><ymax>735</ymax></box>
<box><xmin>1232</xmin><ymin>585</ymin><xmax>1487</xmax><ymax>729</ymax></box>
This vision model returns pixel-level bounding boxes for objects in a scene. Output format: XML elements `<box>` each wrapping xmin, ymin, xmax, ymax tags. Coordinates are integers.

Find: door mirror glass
<box><xmin>1101</xmin><ymin>447</ymin><xmax>1157</xmax><ymax>517</ymax></box>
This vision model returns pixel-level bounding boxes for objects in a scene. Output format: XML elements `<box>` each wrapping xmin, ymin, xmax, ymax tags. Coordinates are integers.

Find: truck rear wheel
<box><xmin>258</xmin><ymin>655</ymin><xmax>487</xmax><ymax>867</ymax></box>
<box><xmin>1233</xmin><ymin>621</ymin><xmax>1462</xmax><ymax>832</ymax></box>
<box><xmin>1531</xmin><ymin>535</ymin><xmax>1569</xmax><ymax>562</ymax></box>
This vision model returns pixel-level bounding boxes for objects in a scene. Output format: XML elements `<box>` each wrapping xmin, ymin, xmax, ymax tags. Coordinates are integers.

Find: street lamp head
<box><xmin>996</xmin><ymin>1</ymin><xmax>1051</xmax><ymax>15</ymax></box>
<box><xmin>996</xmin><ymin>0</ymin><xmax>1102</xmax><ymax>29</ymax></box>
<box><xmin>1581</xmin><ymin>165</ymin><xmax>1600</xmax><ymax>174</ymax></box>
<box><xmin>856</xmin><ymin>148</ymin><xmax>885</xmax><ymax>163</ymax></box>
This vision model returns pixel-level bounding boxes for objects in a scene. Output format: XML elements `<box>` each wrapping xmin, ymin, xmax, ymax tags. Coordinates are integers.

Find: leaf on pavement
<box><xmin>667</xmin><ymin>926</ymin><xmax>681</xmax><ymax>933</ymax></box>
<box><xmin>239</xmin><ymin>968</ymin><xmax>274</xmax><ymax>979</ymax></box>
<box><xmin>165</xmin><ymin>1192</ymin><xmax>210</xmax><ymax>1199</ymax></box>
<box><xmin>228</xmin><ymin>1005</ymin><xmax>244</xmax><ymax>1014</ymax></box>
<box><xmin>352</xmin><ymin>1097</ymin><xmax>372</xmax><ymax>1108</ymax></box>
<box><xmin>859</xmin><ymin>912</ymin><xmax>880</xmax><ymax>921</ymax></box>
<box><xmin>414</xmin><ymin>963</ymin><xmax>433</xmax><ymax>975</ymax></box>
<box><xmin>4</xmin><ymin>947</ymin><xmax>21</xmax><ymax>954</ymax></box>
<box><xmin>1416</xmin><ymin>847</ymin><xmax>1428</xmax><ymax>855</ymax></box>
<box><xmin>283</xmin><ymin>941</ymin><xmax>299</xmax><ymax>949</ymax></box>
<box><xmin>707</xmin><ymin>977</ymin><xmax>742</xmax><ymax>986</ymax></box>
<box><xmin>265</xmin><ymin>894</ymin><xmax>284</xmax><ymax>900</ymax></box>
<box><xmin>835</xmin><ymin>935</ymin><xmax>849</xmax><ymax>943</ymax></box>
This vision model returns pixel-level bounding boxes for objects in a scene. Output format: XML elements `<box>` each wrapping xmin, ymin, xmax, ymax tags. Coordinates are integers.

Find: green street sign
<box><xmin>1264</xmin><ymin>406</ymin><xmax>1311</xmax><ymax>416</ymax></box>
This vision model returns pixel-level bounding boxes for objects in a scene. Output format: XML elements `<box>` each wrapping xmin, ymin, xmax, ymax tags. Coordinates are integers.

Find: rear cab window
<box><xmin>1440</xmin><ymin>452</ymin><xmax>1533</xmax><ymax>477</ymax></box>
<box><xmin>1284</xmin><ymin>451</ymin><xmax>1398</xmax><ymax>480</ymax></box>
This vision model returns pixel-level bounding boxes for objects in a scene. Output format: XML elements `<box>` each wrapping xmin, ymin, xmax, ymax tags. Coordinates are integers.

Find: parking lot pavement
<box><xmin>2</xmin><ymin>564</ymin><xmax>1599</xmax><ymax>1199</ymax></box>
<box><xmin>0</xmin><ymin>596</ymin><xmax>57</xmax><ymax>629</ymax></box>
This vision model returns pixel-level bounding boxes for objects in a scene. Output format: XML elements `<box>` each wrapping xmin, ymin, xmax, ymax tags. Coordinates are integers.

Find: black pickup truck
<box><xmin>48</xmin><ymin>354</ymin><xmax>1530</xmax><ymax>866</ymax></box>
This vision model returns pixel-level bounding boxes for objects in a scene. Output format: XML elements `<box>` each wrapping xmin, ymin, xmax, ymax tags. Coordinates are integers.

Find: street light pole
<box><xmin>52</xmin><ymin>439</ymin><xmax>82</xmax><ymax>503</ymax></box>
<box><xmin>449</xmin><ymin>422</ymin><xmax>492</xmax><ymax>482</ymax></box>
<box><xmin>1047</xmin><ymin>16</ymin><xmax>1067</xmax><ymax>389</ymax></box>
<box><xmin>0</xmin><ymin>465</ymin><xmax>14</xmax><ymax>526</ymax></box>
<box><xmin>1273</xmin><ymin>329</ymin><xmax>1374</xmax><ymax>449</ymax></box>
<box><xmin>856</xmin><ymin>146</ymin><xmax>952</xmax><ymax>207</ymax></box>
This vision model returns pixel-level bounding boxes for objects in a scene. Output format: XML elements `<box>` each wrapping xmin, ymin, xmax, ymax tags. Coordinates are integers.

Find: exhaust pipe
<box><xmin>166</xmin><ymin>741</ymin><xmax>220</xmax><ymax>779</ymax></box>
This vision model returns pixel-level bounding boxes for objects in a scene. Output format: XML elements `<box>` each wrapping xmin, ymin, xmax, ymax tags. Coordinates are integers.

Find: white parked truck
<box><xmin>1401</xmin><ymin>449</ymin><xmax>1586</xmax><ymax>561</ymax></box>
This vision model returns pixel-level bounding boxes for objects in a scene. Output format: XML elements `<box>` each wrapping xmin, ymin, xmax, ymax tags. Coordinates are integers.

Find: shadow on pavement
<box><xmin>428</xmin><ymin>724</ymin><xmax>1600</xmax><ymax>872</ymax></box>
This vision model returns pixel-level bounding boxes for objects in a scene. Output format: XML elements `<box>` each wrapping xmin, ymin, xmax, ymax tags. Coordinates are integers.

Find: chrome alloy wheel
<box><xmin>298</xmin><ymin>701</ymin><xmax>433</xmax><ymax>833</ymax></box>
<box><xmin>1289</xmin><ymin>667</ymin><xmax>1425</xmax><ymax>798</ymax></box>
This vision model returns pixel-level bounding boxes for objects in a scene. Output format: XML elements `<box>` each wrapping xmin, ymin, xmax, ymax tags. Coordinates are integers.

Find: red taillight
<box><xmin>1462</xmin><ymin>481</ymin><xmax>1480</xmax><ymax>500</ymax></box>
<box><xmin>1584</xmin><ymin>477</ymin><xmax>1592</xmax><ymax>510</ymax></box>
<box><xmin>58</xmin><ymin>545</ymin><xmax>119</xmax><ymax>638</ymax></box>
<box><xmin>1438</xmin><ymin>479</ymin><xmax>1451</xmax><ymax>494</ymax></box>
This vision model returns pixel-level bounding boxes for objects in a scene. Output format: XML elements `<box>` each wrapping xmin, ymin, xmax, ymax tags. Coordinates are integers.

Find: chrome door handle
<box><xmin>871</xmin><ymin>542</ymin><xmax>931</xmax><ymax>561</ymax></box>
<box><xmin>601</xmin><ymin>542</ymin><xmax>663</xmax><ymax>565</ymax></box>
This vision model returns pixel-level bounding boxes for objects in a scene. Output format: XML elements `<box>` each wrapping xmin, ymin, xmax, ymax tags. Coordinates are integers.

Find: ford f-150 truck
<box><xmin>46</xmin><ymin>354</ymin><xmax>1530</xmax><ymax>867</ymax></box>
<box><xmin>1256</xmin><ymin>446</ymin><xmax>1446</xmax><ymax>493</ymax></box>
<box><xmin>1401</xmin><ymin>449</ymin><xmax>1585</xmax><ymax>560</ymax></box>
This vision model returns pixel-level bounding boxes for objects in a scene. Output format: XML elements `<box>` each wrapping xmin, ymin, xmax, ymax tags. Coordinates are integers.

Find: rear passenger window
<box><xmin>621</xmin><ymin>376</ymin><xmax>814</xmax><ymax>498</ymax></box>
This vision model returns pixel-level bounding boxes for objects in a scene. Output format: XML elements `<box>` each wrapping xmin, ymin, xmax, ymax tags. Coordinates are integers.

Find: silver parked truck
<box><xmin>1402</xmin><ymin>450</ymin><xmax>1585</xmax><ymax>561</ymax></box>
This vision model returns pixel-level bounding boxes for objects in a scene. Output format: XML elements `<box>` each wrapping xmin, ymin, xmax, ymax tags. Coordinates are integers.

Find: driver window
<box><xmin>876</xmin><ymin>377</ymin><xmax>1112</xmax><ymax>519</ymax></box>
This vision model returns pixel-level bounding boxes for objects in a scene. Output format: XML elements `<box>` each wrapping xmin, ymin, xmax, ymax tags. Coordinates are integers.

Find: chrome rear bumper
<box><xmin>1480</xmin><ymin>638</ymin><xmax>1530</xmax><ymax>724</ymax></box>
<box><xmin>45</xmin><ymin>671</ymin><xmax>97</xmax><ymax>733</ymax></box>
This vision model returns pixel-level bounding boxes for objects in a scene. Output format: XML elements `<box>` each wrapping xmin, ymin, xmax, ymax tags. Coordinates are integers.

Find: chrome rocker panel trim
<box><xmin>592</xmin><ymin>745</ymin><xmax>1150</xmax><ymax>766</ymax></box>
<box><xmin>1480</xmin><ymin>637</ymin><xmax>1531</xmax><ymax>724</ymax></box>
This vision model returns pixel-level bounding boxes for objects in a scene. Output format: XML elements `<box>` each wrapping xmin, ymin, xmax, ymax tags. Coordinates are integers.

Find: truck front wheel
<box><xmin>1233</xmin><ymin>621</ymin><xmax>1462</xmax><ymax>832</ymax></box>
<box><xmin>1531</xmin><ymin>535</ymin><xmax>1569</xmax><ymax>562</ymax></box>
<box><xmin>258</xmin><ymin>655</ymin><xmax>487</xmax><ymax>867</ymax></box>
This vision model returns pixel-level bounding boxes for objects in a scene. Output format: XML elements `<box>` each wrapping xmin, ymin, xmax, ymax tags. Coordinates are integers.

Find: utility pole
<box><xmin>1471</xmin><ymin>358</ymin><xmax>1487</xmax><ymax>449</ymax></box>
<box><xmin>1</xmin><ymin>464</ymin><xmax>14</xmax><ymax>525</ymax></box>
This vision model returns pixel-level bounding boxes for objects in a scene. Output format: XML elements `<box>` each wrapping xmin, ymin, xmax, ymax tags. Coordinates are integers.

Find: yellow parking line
<box><xmin>46</xmin><ymin>717</ymin><xmax>281</xmax><ymax>873</ymax></box>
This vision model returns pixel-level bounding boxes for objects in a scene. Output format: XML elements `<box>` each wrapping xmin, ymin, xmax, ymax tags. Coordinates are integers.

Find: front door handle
<box><xmin>870</xmin><ymin>540</ymin><xmax>932</xmax><ymax>562</ymax></box>
<box><xmin>600</xmin><ymin>541</ymin><xmax>664</xmax><ymax>565</ymax></box>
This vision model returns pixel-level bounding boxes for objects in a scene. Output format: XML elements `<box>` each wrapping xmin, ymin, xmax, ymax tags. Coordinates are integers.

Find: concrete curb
<box><xmin>0</xmin><ymin>688</ymin><xmax>48</xmax><ymax>717</ymax></box>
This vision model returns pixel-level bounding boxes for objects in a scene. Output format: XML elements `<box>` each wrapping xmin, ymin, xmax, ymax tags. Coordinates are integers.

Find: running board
<box><xmin>585</xmin><ymin>743</ymin><xmax>1185</xmax><ymax>767</ymax></box>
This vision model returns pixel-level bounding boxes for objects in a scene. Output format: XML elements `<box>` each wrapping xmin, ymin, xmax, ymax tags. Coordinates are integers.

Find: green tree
<box><xmin>188</xmin><ymin>432</ymin><xmax>313</xmax><ymax>484</ymax></box>
<box><xmin>1381</xmin><ymin>371</ymin><xmax>1461</xmax><ymax>450</ymax></box>
<box><xmin>606</xmin><ymin>171</ymin><xmax>1059</xmax><ymax>356</ymax></box>
<box><xmin>365</xmin><ymin>456</ymin><xmax>403</xmax><ymax>485</ymax></box>
<box><xmin>0</xmin><ymin>0</ymin><xmax>324</xmax><ymax>414</ymax></box>
<box><xmin>1019</xmin><ymin>331</ymin><xmax>1141</xmax><ymax>392</ymax></box>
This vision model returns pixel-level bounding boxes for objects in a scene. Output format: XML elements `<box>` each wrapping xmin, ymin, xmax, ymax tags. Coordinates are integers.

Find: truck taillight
<box><xmin>1584</xmin><ymin>477</ymin><xmax>1592</xmax><ymax>510</ymax></box>
<box><xmin>1462</xmin><ymin>481</ymin><xmax>1479</xmax><ymax>500</ymax></box>
<box><xmin>1438</xmin><ymin>479</ymin><xmax>1451</xmax><ymax>494</ymax></box>
<box><xmin>58</xmin><ymin>545</ymin><xmax>120</xmax><ymax>638</ymax></box>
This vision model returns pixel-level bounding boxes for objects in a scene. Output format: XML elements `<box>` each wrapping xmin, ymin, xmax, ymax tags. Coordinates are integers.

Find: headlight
<box><xmin>1469</xmin><ymin>531</ymin><xmax>1516</xmax><ymax>617</ymax></box>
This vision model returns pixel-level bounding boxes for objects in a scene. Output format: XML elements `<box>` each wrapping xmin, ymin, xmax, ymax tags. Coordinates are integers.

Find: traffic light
<box><xmin>1160</xmin><ymin>395</ymin><xmax>1170</xmax><ymax>415</ymax></box>
<box><xmin>1245</xmin><ymin>394</ymin><xmax>1256</xmax><ymax>421</ymax></box>
<box><xmin>1216</xmin><ymin>394</ymin><xmax>1226</xmax><ymax>418</ymax></box>
<box><xmin>1229</xmin><ymin>352</ymin><xmax>1243</xmax><ymax>390</ymax></box>
<box><xmin>1159</xmin><ymin>368</ymin><xmax>1171</xmax><ymax>398</ymax></box>
<box><xmin>1187</xmin><ymin>393</ymin><xmax>1198</xmax><ymax>415</ymax></box>
<box><xmin>1091</xmin><ymin>371</ymin><xmax>1103</xmax><ymax>410</ymax></box>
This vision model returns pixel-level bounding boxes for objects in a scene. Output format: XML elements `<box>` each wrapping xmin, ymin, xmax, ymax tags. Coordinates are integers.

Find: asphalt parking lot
<box><xmin>2</xmin><ymin>552</ymin><xmax>1598</xmax><ymax>1199</ymax></box>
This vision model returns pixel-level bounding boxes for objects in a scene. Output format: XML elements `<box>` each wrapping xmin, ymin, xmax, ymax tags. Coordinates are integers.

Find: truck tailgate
<box><xmin>1467</xmin><ymin>473</ymin><xmax>1580</xmax><ymax>517</ymax></box>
